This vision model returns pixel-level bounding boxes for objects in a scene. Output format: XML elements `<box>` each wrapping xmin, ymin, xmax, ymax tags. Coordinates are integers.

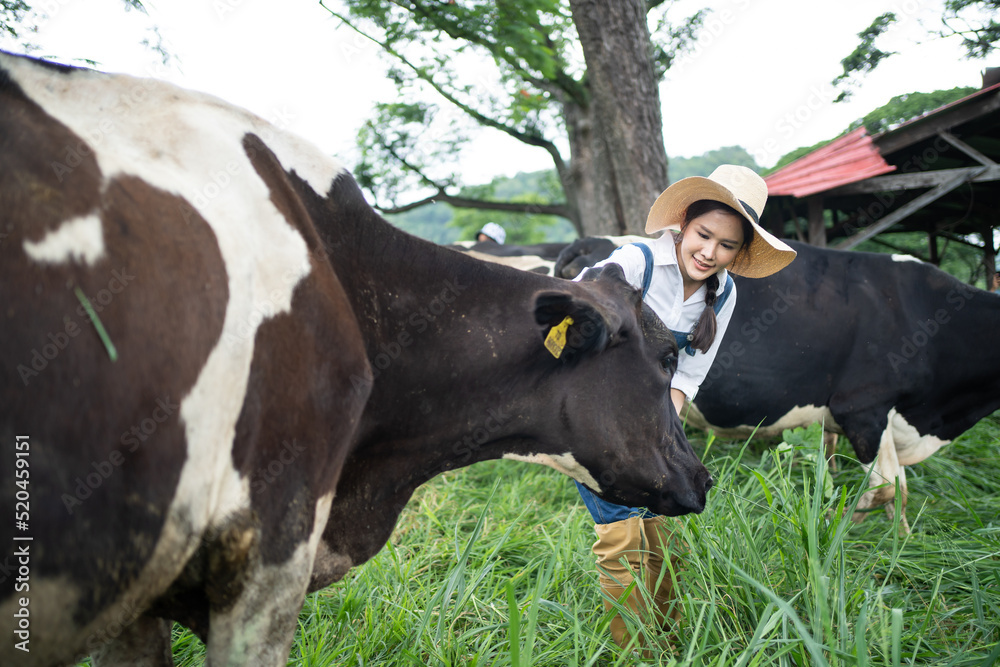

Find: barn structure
<box><xmin>760</xmin><ymin>69</ymin><xmax>1000</xmax><ymax>285</ymax></box>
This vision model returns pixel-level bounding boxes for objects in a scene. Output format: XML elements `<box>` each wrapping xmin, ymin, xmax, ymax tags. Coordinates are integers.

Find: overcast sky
<box><xmin>1</xmin><ymin>0</ymin><xmax>990</xmax><ymax>185</ymax></box>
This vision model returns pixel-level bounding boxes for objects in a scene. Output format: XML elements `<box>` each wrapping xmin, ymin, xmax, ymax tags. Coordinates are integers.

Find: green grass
<box><xmin>165</xmin><ymin>411</ymin><xmax>1000</xmax><ymax>665</ymax></box>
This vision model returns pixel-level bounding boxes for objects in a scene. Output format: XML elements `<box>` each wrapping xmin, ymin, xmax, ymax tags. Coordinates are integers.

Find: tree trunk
<box><xmin>569</xmin><ymin>0</ymin><xmax>669</xmax><ymax>237</ymax></box>
<box><xmin>560</xmin><ymin>97</ymin><xmax>621</xmax><ymax>237</ymax></box>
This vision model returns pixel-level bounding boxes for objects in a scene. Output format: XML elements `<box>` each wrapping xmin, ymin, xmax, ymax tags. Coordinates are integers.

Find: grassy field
<box><xmin>165</xmin><ymin>412</ymin><xmax>1000</xmax><ymax>666</ymax></box>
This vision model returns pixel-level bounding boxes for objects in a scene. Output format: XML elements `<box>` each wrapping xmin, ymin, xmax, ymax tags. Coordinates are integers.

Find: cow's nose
<box><xmin>704</xmin><ymin>473</ymin><xmax>715</xmax><ymax>493</ymax></box>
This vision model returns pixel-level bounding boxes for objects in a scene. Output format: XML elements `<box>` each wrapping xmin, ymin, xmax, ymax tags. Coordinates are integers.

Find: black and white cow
<box><xmin>0</xmin><ymin>51</ymin><xmax>711</xmax><ymax>666</ymax></box>
<box><xmin>557</xmin><ymin>236</ymin><xmax>1000</xmax><ymax>531</ymax></box>
<box><xmin>688</xmin><ymin>241</ymin><xmax>1000</xmax><ymax>531</ymax></box>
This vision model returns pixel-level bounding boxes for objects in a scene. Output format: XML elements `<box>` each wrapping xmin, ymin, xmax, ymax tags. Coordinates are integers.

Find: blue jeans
<box><xmin>575</xmin><ymin>481</ymin><xmax>660</xmax><ymax>524</ymax></box>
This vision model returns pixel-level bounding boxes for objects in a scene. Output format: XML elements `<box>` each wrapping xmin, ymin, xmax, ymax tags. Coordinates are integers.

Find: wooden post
<box><xmin>984</xmin><ymin>221</ymin><xmax>998</xmax><ymax>290</ymax></box>
<box><xmin>808</xmin><ymin>197</ymin><xmax>826</xmax><ymax>247</ymax></box>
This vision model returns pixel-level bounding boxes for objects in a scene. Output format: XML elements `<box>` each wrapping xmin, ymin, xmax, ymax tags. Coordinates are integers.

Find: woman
<box><xmin>575</xmin><ymin>165</ymin><xmax>797</xmax><ymax>652</ymax></box>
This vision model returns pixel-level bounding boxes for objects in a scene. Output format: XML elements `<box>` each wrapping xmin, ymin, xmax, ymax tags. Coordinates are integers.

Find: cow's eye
<box><xmin>660</xmin><ymin>353</ymin><xmax>677</xmax><ymax>374</ymax></box>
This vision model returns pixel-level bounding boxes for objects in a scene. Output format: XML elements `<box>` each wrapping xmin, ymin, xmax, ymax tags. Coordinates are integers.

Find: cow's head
<box><xmin>526</xmin><ymin>264</ymin><xmax>713</xmax><ymax>516</ymax></box>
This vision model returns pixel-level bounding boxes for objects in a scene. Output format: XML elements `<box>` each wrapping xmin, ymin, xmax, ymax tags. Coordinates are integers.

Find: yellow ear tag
<box><xmin>544</xmin><ymin>316</ymin><xmax>574</xmax><ymax>358</ymax></box>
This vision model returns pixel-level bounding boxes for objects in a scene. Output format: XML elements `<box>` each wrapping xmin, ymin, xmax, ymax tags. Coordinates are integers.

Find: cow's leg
<box><xmin>205</xmin><ymin>562</ymin><xmax>311</xmax><ymax>665</ymax></box>
<box><xmin>91</xmin><ymin>615</ymin><xmax>174</xmax><ymax>667</ymax></box>
<box><xmin>852</xmin><ymin>415</ymin><xmax>910</xmax><ymax>533</ymax></box>
<box><xmin>204</xmin><ymin>497</ymin><xmax>332</xmax><ymax>666</ymax></box>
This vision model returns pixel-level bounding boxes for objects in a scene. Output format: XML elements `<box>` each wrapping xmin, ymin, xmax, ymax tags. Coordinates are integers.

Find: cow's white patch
<box><xmin>684</xmin><ymin>403</ymin><xmax>839</xmax><ymax>439</ymax></box>
<box><xmin>854</xmin><ymin>409</ymin><xmax>911</xmax><ymax>531</ymax></box>
<box><xmin>0</xmin><ymin>54</ymin><xmax>346</xmax><ymax>603</ymax></box>
<box><xmin>23</xmin><ymin>213</ymin><xmax>104</xmax><ymax>265</ymax></box>
<box><xmin>466</xmin><ymin>250</ymin><xmax>555</xmax><ymax>276</ymax></box>
<box><xmin>890</xmin><ymin>409</ymin><xmax>949</xmax><ymax>465</ymax></box>
<box><xmin>891</xmin><ymin>254</ymin><xmax>923</xmax><ymax>263</ymax></box>
<box><xmin>503</xmin><ymin>452</ymin><xmax>600</xmax><ymax>490</ymax></box>
<box><xmin>854</xmin><ymin>407</ymin><xmax>946</xmax><ymax>532</ymax></box>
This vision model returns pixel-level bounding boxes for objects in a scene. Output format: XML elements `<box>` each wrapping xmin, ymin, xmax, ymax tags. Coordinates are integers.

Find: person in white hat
<box><xmin>573</xmin><ymin>164</ymin><xmax>796</xmax><ymax>653</ymax></box>
<box><xmin>476</xmin><ymin>222</ymin><xmax>507</xmax><ymax>245</ymax></box>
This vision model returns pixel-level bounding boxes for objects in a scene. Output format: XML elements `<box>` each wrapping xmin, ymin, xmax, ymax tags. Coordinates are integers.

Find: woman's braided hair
<box><xmin>681</xmin><ymin>200</ymin><xmax>753</xmax><ymax>353</ymax></box>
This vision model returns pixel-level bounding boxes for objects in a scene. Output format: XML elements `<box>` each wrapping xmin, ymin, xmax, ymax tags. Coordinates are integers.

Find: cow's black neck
<box><xmin>307</xmin><ymin>172</ymin><xmax>565</xmax><ymax>585</ymax></box>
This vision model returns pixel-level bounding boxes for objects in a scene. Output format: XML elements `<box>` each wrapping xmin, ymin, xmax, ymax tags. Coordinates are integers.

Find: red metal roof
<box><xmin>764</xmin><ymin>127</ymin><xmax>896</xmax><ymax>198</ymax></box>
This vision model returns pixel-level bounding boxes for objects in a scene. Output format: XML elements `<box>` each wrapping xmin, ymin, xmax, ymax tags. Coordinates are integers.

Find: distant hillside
<box><xmin>668</xmin><ymin>146</ymin><xmax>759</xmax><ymax>182</ymax></box>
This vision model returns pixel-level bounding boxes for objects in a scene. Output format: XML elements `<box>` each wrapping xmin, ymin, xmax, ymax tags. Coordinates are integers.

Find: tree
<box><xmin>848</xmin><ymin>86</ymin><xmax>978</xmax><ymax>134</ymax></box>
<box><xmin>833</xmin><ymin>1</ymin><xmax>1000</xmax><ymax>100</ymax></box>
<box><xmin>1</xmin><ymin>0</ymin><xmax>35</xmax><ymax>46</ymax></box>
<box><xmin>765</xmin><ymin>85</ymin><xmax>979</xmax><ymax>175</ymax></box>
<box><xmin>940</xmin><ymin>0</ymin><xmax>1000</xmax><ymax>58</ymax></box>
<box><xmin>323</xmin><ymin>0</ymin><xmax>706</xmax><ymax>237</ymax></box>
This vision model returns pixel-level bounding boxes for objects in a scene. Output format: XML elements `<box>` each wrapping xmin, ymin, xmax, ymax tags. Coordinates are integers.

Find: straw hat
<box><xmin>645</xmin><ymin>164</ymin><xmax>796</xmax><ymax>278</ymax></box>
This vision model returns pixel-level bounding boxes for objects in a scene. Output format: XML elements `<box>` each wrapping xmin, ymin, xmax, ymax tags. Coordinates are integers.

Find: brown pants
<box><xmin>592</xmin><ymin>515</ymin><xmax>685</xmax><ymax>653</ymax></box>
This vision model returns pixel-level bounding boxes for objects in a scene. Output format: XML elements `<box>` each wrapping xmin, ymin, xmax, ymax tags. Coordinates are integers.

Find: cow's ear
<box><xmin>534</xmin><ymin>291</ymin><xmax>610</xmax><ymax>362</ymax></box>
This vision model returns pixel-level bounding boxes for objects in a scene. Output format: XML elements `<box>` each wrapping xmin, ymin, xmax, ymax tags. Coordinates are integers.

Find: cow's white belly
<box><xmin>684</xmin><ymin>402</ymin><xmax>840</xmax><ymax>438</ymax></box>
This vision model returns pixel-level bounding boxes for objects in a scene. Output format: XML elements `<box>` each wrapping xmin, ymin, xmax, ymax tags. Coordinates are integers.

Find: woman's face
<box><xmin>677</xmin><ymin>209</ymin><xmax>745</xmax><ymax>284</ymax></box>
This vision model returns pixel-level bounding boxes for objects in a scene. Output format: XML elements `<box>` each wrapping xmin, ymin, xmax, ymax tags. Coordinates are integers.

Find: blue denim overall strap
<box><xmin>671</xmin><ymin>272</ymin><xmax>735</xmax><ymax>356</ymax></box>
<box><xmin>575</xmin><ymin>481</ymin><xmax>659</xmax><ymax>523</ymax></box>
<box><xmin>630</xmin><ymin>241</ymin><xmax>734</xmax><ymax>357</ymax></box>
<box><xmin>630</xmin><ymin>242</ymin><xmax>655</xmax><ymax>298</ymax></box>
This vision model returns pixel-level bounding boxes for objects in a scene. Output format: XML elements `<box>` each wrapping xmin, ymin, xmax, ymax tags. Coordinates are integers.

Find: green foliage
<box><xmin>848</xmin><ymin>87</ymin><xmax>979</xmax><ymax>135</ymax></box>
<box><xmin>942</xmin><ymin>0</ymin><xmax>1000</xmax><ymax>58</ymax></box>
<box><xmin>385</xmin><ymin>202</ymin><xmax>458</xmax><ymax>245</ymax></box>
<box><xmin>857</xmin><ymin>230</ymin><xmax>995</xmax><ymax>288</ymax></box>
<box><xmin>334</xmin><ymin>0</ymin><xmax>584</xmax><ymax>207</ymax></box>
<box><xmin>0</xmin><ymin>0</ymin><xmax>30</xmax><ymax>40</ymax></box>
<box><xmin>648</xmin><ymin>4</ymin><xmax>709</xmax><ymax>79</ymax></box>
<box><xmin>767</xmin><ymin>86</ymin><xmax>980</xmax><ymax>177</ymax></box>
<box><xmin>834</xmin><ymin>1</ymin><xmax>1000</xmax><ymax>100</ymax></box>
<box><xmin>448</xmin><ymin>172</ymin><xmax>574</xmax><ymax>245</ymax></box>
<box><xmin>354</xmin><ymin>101</ymin><xmax>468</xmax><ymax>207</ymax></box>
<box><xmin>765</xmin><ymin>138</ymin><xmax>838</xmax><ymax>176</ymax></box>
<box><xmin>832</xmin><ymin>13</ymin><xmax>898</xmax><ymax>102</ymax></box>
<box><xmin>387</xmin><ymin>170</ymin><xmax>576</xmax><ymax>245</ymax></box>
<box><xmin>332</xmin><ymin>0</ymin><xmax>707</xmax><ymax>213</ymax></box>
<box><xmin>668</xmin><ymin>146</ymin><xmax>759</xmax><ymax>182</ymax></box>
<box><xmin>159</xmin><ymin>410</ymin><xmax>1000</xmax><ymax>665</ymax></box>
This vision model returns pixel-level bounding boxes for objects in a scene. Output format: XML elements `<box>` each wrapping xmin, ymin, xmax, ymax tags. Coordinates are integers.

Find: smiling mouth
<box><xmin>693</xmin><ymin>258</ymin><xmax>713</xmax><ymax>271</ymax></box>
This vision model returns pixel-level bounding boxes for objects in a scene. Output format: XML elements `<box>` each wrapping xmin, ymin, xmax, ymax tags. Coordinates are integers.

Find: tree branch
<box><xmin>322</xmin><ymin>2</ymin><xmax>568</xmax><ymax>173</ymax></box>
<box><xmin>378</xmin><ymin>193</ymin><xmax>570</xmax><ymax>218</ymax></box>
<box><xmin>404</xmin><ymin>0</ymin><xmax>589</xmax><ymax>107</ymax></box>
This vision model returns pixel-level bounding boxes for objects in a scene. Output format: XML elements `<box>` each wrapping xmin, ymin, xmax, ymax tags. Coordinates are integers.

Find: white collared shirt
<box><xmin>580</xmin><ymin>233</ymin><xmax>738</xmax><ymax>401</ymax></box>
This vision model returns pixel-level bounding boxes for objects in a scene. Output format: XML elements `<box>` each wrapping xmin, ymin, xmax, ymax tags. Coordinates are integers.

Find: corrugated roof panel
<box><xmin>765</xmin><ymin>127</ymin><xmax>896</xmax><ymax>197</ymax></box>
